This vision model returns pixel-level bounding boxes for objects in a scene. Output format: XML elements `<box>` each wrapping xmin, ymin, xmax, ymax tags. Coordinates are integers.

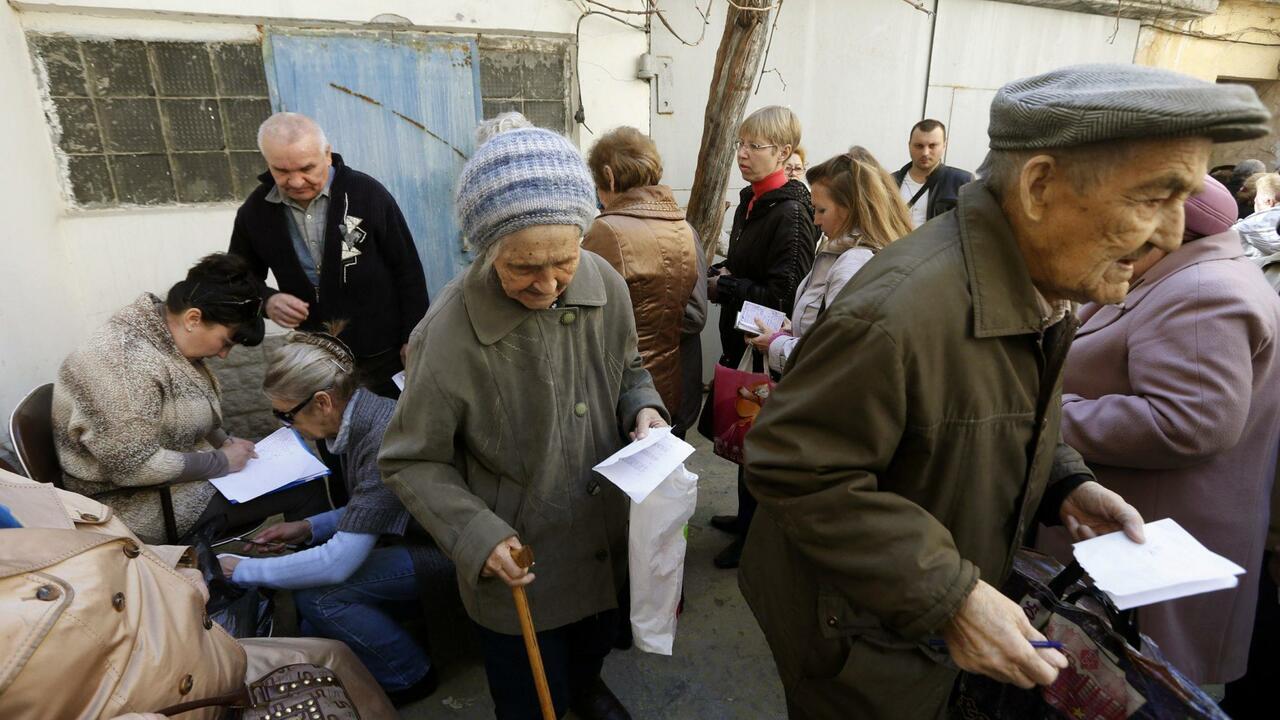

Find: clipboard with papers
<box><xmin>209</xmin><ymin>427</ymin><xmax>330</xmax><ymax>504</ymax></box>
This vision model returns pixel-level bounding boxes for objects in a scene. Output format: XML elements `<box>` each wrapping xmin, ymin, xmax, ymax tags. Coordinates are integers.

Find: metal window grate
<box><xmin>28</xmin><ymin>35</ymin><xmax>273</xmax><ymax>207</ymax></box>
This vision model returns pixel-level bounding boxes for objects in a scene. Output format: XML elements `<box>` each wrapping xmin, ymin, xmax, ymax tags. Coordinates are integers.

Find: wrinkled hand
<box><xmin>265</xmin><ymin>293</ymin><xmax>310</xmax><ymax>328</ymax></box>
<box><xmin>631</xmin><ymin>407</ymin><xmax>668</xmax><ymax>441</ymax></box>
<box><xmin>218</xmin><ymin>555</ymin><xmax>240</xmax><ymax>577</ymax></box>
<box><xmin>400</xmin><ymin>343</ymin><xmax>409</xmax><ymax>368</ymax></box>
<box><xmin>1060</xmin><ymin>481</ymin><xmax>1145</xmax><ymax>543</ymax></box>
<box><xmin>221</xmin><ymin>438</ymin><xmax>257</xmax><ymax>473</ymax></box>
<box><xmin>251</xmin><ymin>519</ymin><xmax>311</xmax><ymax>552</ymax></box>
<box><xmin>482</xmin><ymin>536</ymin><xmax>534</xmax><ymax>588</ymax></box>
<box><xmin>942</xmin><ymin>580</ymin><xmax>1069</xmax><ymax>688</ymax></box>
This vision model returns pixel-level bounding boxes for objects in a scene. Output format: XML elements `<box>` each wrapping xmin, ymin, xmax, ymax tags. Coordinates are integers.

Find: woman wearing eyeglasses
<box><xmin>707</xmin><ymin>105</ymin><xmax>817</xmax><ymax>569</ymax></box>
<box><xmin>215</xmin><ymin>329</ymin><xmax>448</xmax><ymax>705</ymax></box>
<box><xmin>52</xmin><ymin>253</ymin><xmax>328</xmax><ymax>544</ymax></box>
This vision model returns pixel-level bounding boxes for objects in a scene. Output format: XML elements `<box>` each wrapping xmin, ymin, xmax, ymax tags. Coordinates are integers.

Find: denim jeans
<box><xmin>293</xmin><ymin>545</ymin><xmax>429</xmax><ymax>692</ymax></box>
<box><xmin>476</xmin><ymin>609</ymin><xmax>618</xmax><ymax>720</ymax></box>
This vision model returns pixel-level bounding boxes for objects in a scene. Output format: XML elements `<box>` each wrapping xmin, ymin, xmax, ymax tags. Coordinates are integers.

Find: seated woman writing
<box><xmin>53</xmin><ymin>253</ymin><xmax>329</xmax><ymax>544</ymax></box>
<box><xmin>218</xmin><ymin>328</ymin><xmax>449</xmax><ymax>705</ymax></box>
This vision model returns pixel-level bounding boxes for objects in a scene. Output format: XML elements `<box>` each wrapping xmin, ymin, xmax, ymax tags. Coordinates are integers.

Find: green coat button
<box><xmin>560</xmin><ymin>311</ymin><xmax>577</xmax><ymax>325</ymax></box>
<box><xmin>574</xmin><ymin>402</ymin><xmax>587</xmax><ymax>417</ymax></box>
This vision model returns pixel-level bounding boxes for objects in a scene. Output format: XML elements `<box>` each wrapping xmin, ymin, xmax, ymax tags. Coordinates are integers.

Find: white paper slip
<box><xmin>392</xmin><ymin>370</ymin><xmax>406</xmax><ymax>391</ymax></box>
<box><xmin>592</xmin><ymin>426</ymin><xmax>695</xmax><ymax>504</ymax></box>
<box><xmin>1072</xmin><ymin>518</ymin><xmax>1246</xmax><ymax>610</ymax></box>
<box><xmin>210</xmin><ymin>427</ymin><xmax>330</xmax><ymax>504</ymax></box>
<box><xmin>735</xmin><ymin>301</ymin><xmax>787</xmax><ymax>334</ymax></box>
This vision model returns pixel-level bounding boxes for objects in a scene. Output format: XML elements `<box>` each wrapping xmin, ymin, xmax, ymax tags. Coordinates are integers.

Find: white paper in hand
<box><xmin>1072</xmin><ymin>518</ymin><xmax>1245</xmax><ymax>610</ymax></box>
<box><xmin>592</xmin><ymin>427</ymin><xmax>695</xmax><ymax>504</ymax></box>
<box><xmin>210</xmin><ymin>428</ymin><xmax>330</xmax><ymax>504</ymax></box>
<box><xmin>735</xmin><ymin>301</ymin><xmax>786</xmax><ymax>334</ymax></box>
<box><xmin>392</xmin><ymin>371</ymin><xmax>406</xmax><ymax>391</ymax></box>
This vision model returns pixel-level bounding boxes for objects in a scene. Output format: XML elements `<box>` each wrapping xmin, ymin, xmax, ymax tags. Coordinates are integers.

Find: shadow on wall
<box><xmin>1213</xmin><ymin>78</ymin><xmax>1280</xmax><ymax>169</ymax></box>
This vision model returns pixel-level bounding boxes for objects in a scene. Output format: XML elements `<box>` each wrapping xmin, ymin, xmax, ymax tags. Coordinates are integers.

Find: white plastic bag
<box><xmin>628</xmin><ymin>464</ymin><xmax>698</xmax><ymax>655</ymax></box>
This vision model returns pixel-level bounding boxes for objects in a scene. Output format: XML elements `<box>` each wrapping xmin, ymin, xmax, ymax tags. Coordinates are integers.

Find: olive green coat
<box><xmin>740</xmin><ymin>182</ymin><xmax>1094</xmax><ymax>719</ymax></box>
<box><xmin>379</xmin><ymin>250</ymin><xmax>665</xmax><ymax>635</ymax></box>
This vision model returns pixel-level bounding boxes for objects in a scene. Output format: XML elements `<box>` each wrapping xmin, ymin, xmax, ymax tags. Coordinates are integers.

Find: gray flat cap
<box><xmin>989</xmin><ymin>63</ymin><xmax>1271</xmax><ymax>150</ymax></box>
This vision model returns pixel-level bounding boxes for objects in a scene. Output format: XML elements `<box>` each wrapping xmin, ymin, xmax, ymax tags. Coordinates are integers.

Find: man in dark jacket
<box><xmin>740</xmin><ymin>64</ymin><xmax>1271</xmax><ymax>719</ymax></box>
<box><xmin>229</xmin><ymin>112</ymin><xmax>428</xmax><ymax>397</ymax></box>
<box><xmin>892</xmin><ymin>119</ymin><xmax>974</xmax><ymax>226</ymax></box>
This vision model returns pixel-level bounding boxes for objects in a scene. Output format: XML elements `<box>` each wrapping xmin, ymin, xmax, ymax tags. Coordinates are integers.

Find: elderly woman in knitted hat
<box><xmin>380</xmin><ymin>128</ymin><xmax>666</xmax><ymax>720</ymax></box>
<box><xmin>1040</xmin><ymin>175</ymin><xmax>1280</xmax><ymax>688</ymax></box>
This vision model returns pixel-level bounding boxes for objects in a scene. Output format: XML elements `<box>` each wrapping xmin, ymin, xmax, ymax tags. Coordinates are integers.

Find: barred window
<box><xmin>478</xmin><ymin>36</ymin><xmax>572</xmax><ymax>134</ymax></box>
<box><xmin>28</xmin><ymin>35</ymin><xmax>273</xmax><ymax>207</ymax></box>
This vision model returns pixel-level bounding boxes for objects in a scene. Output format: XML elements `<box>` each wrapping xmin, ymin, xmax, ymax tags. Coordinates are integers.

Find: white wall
<box><xmin>0</xmin><ymin>1</ymin><xmax>76</xmax><ymax>453</ymax></box>
<box><xmin>925</xmin><ymin>0</ymin><xmax>1140</xmax><ymax>173</ymax></box>
<box><xmin>0</xmin><ymin>0</ymin><xmax>651</xmax><ymax>447</ymax></box>
<box><xmin>649</xmin><ymin>0</ymin><xmax>936</xmax><ymax>215</ymax></box>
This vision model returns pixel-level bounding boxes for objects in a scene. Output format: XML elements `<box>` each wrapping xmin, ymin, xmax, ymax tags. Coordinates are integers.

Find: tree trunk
<box><xmin>686</xmin><ymin>0</ymin><xmax>773</xmax><ymax>264</ymax></box>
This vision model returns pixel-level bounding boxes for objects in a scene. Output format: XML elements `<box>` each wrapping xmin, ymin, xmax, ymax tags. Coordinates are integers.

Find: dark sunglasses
<box><xmin>273</xmin><ymin>393</ymin><xmax>319</xmax><ymax>426</ymax></box>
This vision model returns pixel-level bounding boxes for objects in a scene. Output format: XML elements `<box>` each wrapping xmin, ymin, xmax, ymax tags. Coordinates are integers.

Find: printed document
<box><xmin>593</xmin><ymin>427</ymin><xmax>695</xmax><ymax>504</ymax></box>
<box><xmin>735</xmin><ymin>301</ymin><xmax>787</xmax><ymax>334</ymax></box>
<box><xmin>210</xmin><ymin>427</ymin><xmax>330</xmax><ymax>504</ymax></box>
<box><xmin>1073</xmin><ymin>518</ymin><xmax>1245</xmax><ymax>610</ymax></box>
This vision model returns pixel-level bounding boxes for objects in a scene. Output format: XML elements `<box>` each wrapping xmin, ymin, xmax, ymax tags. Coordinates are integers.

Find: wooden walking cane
<box><xmin>511</xmin><ymin>544</ymin><xmax>556</xmax><ymax>720</ymax></box>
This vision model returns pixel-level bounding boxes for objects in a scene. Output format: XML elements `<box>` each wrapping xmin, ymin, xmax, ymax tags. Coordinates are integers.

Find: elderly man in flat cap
<box><xmin>738</xmin><ymin>64</ymin><xmax>1271</xmax><ymax>719</ymax></box>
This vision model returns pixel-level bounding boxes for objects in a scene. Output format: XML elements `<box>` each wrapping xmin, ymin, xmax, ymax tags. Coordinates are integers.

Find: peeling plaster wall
<box><xmin>1</xmin><ymin>0</ymin><xmax>649</xmax><ymax>447</ymax></box>
<box><xmin>1135</xmin><ymin>0</ymin><xmax>1280</xmax><ymax>167</ymax></box>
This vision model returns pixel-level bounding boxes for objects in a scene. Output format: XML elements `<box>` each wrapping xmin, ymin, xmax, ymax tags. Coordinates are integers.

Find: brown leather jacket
<box><xmin>583</xmin><ymin>185</ymin><xmax>699</xmax><ymax>411</ymax></box>
<box><xmin>0</xmin><ymin>470</ymin><xmax>394</xmax><ymax>719</ymax></box>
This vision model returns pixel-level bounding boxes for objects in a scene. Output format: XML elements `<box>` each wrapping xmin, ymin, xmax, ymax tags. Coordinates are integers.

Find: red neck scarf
<box><xmin>747</xmin><ymin>169</ymin><xmax>788</xmax><ymax>215</ymax></box>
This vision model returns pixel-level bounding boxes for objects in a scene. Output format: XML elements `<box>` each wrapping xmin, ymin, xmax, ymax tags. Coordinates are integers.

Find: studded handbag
<box><xmin>155</xmin><ymin>663</ymin><xmax>360</xmax><ymax>719</ymax></box>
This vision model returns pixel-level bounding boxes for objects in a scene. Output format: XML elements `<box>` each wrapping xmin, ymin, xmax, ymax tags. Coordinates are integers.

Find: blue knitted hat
<box><xmin>456</xmin><ymin>127</ymin><xmax>598</xmax><ymax>253</ymax></box>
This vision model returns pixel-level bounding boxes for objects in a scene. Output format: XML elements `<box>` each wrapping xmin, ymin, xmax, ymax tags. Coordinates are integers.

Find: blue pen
<box><xmin>926</xmin><ymin>638</ymin><xmax>1065</xmax><ymax>650</ymax></box>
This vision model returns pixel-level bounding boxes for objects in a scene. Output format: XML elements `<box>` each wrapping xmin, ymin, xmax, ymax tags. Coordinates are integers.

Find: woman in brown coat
<box><xmin>584</xmin><ymin>127</ymin><xmax>700</xmax><ymax>421</ymax></box>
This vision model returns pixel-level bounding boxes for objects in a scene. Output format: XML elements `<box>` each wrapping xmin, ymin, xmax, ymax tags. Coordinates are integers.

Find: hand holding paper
<box><xmin>593</xmin><ymin>427</ymin><xmax>695</xmax><ymax>504</ymax></box>
<box><xmin>210</xmin><ymin>427</ymin><xmax>329</xmax><ymax>504</ymax></box>
<box><xmin>1072</xmin><ymin>518</ymin><xmax>1245</xmax><ymax>610</ymax></box>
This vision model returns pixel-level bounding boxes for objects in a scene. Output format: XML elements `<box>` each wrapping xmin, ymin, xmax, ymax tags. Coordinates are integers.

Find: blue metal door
<box><xmin>264</xmin><ymin>30</ymin><xmax>481</xmax><ymax>296</ymax></box>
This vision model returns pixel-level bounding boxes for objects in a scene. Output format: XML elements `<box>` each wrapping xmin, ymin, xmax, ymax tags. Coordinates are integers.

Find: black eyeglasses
<box><xmin>273</xmin><ymin>392</ymin><xmax>320</xmax><ymax>426</ymax></box>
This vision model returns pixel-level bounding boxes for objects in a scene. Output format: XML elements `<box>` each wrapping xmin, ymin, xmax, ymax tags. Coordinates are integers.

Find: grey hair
<box><xmin>475</xmin><ymin>236</ymin><xmax>508</xmax><ymax>273</ymax></box>
<box><xmin>978</xmin><ymin>140</ymin><xmax>1137</xmax><ymax>200</ymax></box>
<box><xmin>475</xmin><ymin>111</ymin><xmax>533</xmax><ymax>147</ymax></box>
<box><xmin>257</xmin><ymin>112</ymin><xmax>329</xmax><ymax>154</ymax></box>
<box><xmin>262</xmin><ymin>331</ymin><xmax>357</xmax><ymax>405</ymax></box>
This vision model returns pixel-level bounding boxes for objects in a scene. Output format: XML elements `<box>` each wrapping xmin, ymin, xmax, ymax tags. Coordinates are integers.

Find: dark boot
<box><xmin>570</xmin><ymin>676</ymin><xmax>632</xmax><ymax>720</ymax></box>
<box><xmin>387</xmin><ymin>665</ymin><xmax>439</xmax><ymax>707</ymax></box>
<box><xmin>709</xmin><ymin>514</ymin><xmax>741</xmax><ymax>534</ymax></box>
<box><xmin>713</xmin><ymin>537</ymin><xmax>745</xmax><ymax>569</ymax></box>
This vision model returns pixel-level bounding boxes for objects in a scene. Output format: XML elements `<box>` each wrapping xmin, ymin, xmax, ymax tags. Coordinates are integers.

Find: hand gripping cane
<box><xmin>511</xmin><ymin>545</ymin><xmax>556</xmax><ymax>720</ymax></box>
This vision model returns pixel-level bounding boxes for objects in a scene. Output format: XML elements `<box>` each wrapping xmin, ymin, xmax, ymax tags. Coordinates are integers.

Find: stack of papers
<box><xmin>592</xmin><ymin>427</ymin><xmax>695</xmax><ymax>503</ymax></box>
<box><xmin>1072</xmin><ymin>518</ymin><xmax>1246</xmax><ymax>610</ymax></box>
<box><xmin>734</xmin><ymin>301</ymin><xmax>786</xmax><ymax>334</ymax></box>
<box><xmin>210</xmin><ymin>427</ymin><xmax>330</xmax><ymax>504</ymax></box>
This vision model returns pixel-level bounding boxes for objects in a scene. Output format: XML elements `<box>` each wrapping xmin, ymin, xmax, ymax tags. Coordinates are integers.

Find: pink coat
<box><xmin>1041</xmin><ymin>229</ymin><xmax>1280</xmax><ymax>684</ymax></box>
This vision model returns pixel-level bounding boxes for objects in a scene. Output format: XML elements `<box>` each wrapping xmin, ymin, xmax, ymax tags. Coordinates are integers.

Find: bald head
<box><xmin>257</xmin><ymin>112</ymin><xmax>328</xmax><ymax>154</ymax></box>
<box><xmin>257</xmin><ymin>113</ymin><xmax>332</xmax><ymax>205</ymax></box>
